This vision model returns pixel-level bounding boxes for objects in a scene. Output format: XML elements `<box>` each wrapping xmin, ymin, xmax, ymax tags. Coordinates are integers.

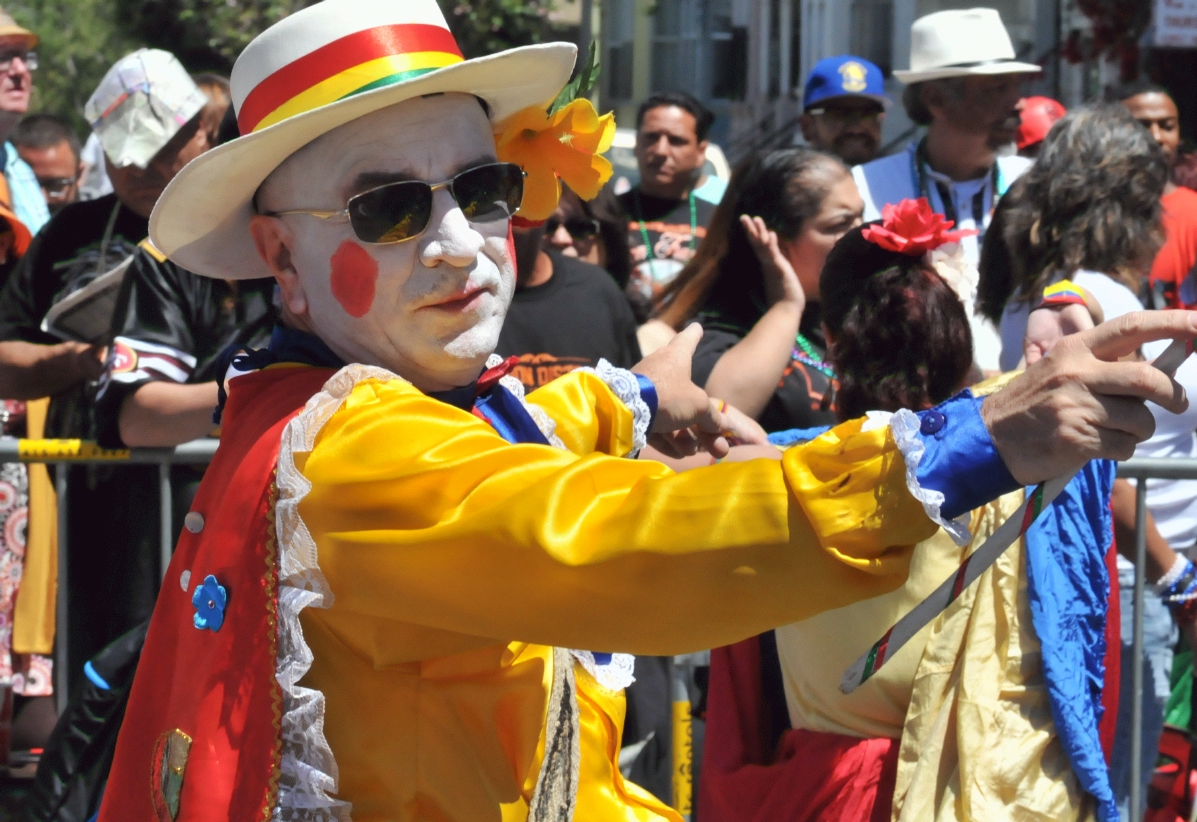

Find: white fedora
<box><xmin>150</xmin><ymin>0</ymin><xmax>576</xmax><ymax>281</ymax></box>
<box><xmin>893</xmin><ymin>8</ymin><xmax>1041</xmax><ymax>85</ymax></box>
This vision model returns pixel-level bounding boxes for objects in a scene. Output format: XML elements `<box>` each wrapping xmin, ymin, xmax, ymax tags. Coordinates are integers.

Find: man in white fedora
<box><xmin>852</xmin><ymin>7</ymin><xmax>1040</xmax><ymax>372</ymax></box>
<box><xmin>95</xmin><ymin>1</ymin><xmax>1197</xmax><ymax>820</ymax></box>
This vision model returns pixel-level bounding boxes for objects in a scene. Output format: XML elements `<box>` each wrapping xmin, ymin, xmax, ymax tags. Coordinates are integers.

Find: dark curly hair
<box><xmin>822</xmin><ymin>226</ymin><xmax>974</xmax><ymax>422</ymax></box>
<box><xmin>991</xmin><ymin>104</ymin><xmax>1167</xmax><ymax>308</ymax></box>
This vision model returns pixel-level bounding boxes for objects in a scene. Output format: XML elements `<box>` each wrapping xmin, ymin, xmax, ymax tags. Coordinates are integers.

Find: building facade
<box><xmin>597</xmin><ymin>0</ymin><xmax>1120</xmax><ymax>162</ymax></box>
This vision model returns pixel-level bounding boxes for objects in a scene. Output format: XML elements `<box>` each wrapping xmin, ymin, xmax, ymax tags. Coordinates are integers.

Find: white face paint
<box><xmin>257</xmin><ymin>93</ymin><xmax>516</xmax><ymax>391</ymax></box>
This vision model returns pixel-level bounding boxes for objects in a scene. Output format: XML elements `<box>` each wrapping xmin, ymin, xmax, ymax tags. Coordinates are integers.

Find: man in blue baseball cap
<box><xmin>799</xmin><ymin>55</ymin><xmax>890</xmax><ymax>165</ymax></box>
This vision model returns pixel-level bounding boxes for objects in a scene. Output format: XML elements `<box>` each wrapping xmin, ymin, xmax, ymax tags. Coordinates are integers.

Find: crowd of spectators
<box><xmin>0</xmin><ymin>3</ymin><xmax>1195</xmax><ymax>821</ymax></box>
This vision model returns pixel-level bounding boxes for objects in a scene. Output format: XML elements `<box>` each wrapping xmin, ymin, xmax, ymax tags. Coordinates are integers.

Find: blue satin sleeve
<box><xmin>914</xmin><ymin>390</ymin><xmax>1020</xmax><ymax>520</ymax></box>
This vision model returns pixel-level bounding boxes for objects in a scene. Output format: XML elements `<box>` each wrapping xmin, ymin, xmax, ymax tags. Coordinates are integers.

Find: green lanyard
<box><xmin>635</xmin><ymin>189</ymin><xmax>697</xmax><ymax>262</ymax></box>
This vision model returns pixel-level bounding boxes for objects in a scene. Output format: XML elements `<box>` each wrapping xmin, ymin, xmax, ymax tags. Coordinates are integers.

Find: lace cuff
<box><xmin>569</xmin><ymin>650</ymin><xmax>636</xmax><ymax>692</ymax></box>
<box><xmin>890</xmin><ymin>409</ymin><xmax>973</xmax><ymax>547</ymax></box>
<box><xmin>579</xmin><ymin>359</ymin><xmax>652</xmax><ymax>454</ymax></box>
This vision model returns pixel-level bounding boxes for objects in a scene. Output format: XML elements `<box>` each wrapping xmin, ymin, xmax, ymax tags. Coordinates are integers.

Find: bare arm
<box><xmin>0</xmin><ymin>340</ymin><xmax>105</xmax><ymax>399</ymax></box>
<box><xmin>118</xmin><ymin>381</ymin><xmax>219</xmax><ymax>447</ymax></box>
<box><xmin>1111</xmin><ymin>477</ymin><xmax>1176</xmax><ymax>583</ymax></box>
<box><xmin>703</xmin><ymin>216</ymin><xmax>805</xmax><ymax>419</ymax></box>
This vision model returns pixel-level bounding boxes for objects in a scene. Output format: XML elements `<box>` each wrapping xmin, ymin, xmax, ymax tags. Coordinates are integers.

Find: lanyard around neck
<box><xmin>635</xmin><ymin>189</ymin><xmax>697</xmax><ymax>261</ymax></box>
<box><xmin>911</xmin><ymin>139</ymin><xmax>1000</xmax><ymax>227</ymax></box>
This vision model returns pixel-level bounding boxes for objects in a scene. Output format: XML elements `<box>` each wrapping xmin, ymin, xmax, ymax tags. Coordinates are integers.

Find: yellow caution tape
<box><xmin>672</xmin><ymin>699</ymin><xmax>692</xmax><ymax>816</ymax></box>
<box><xmin>17</xmin><ymin>439</ymin><xmax>131</xmax><ymax>461</ymax></box>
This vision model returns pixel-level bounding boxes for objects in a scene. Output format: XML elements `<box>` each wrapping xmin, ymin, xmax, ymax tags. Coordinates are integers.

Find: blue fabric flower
<box><xmin>191</xmin><ymin>575</ymin><xmax>227</xmax><ymax>632</ymax></box>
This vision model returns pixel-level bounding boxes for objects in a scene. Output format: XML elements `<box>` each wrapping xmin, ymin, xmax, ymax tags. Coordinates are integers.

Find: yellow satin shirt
<box><xmin>287</xmin><ymin>368</ymin><xmax>939</xmax><ymax>821</ymax></box>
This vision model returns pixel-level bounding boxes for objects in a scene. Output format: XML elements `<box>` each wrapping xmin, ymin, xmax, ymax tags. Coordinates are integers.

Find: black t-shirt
<box><xmin>692</xmin><ymin>307</ymin><xmax>837</xmax><ymax>433</ymax></box>
<box><xmin>496</xmin><ymin>251</ymin><xmax>642</xmax><ymax>390</ymax></box>
<box><xmin>0</xmin><ymin>194</ymin><xmax>168</xmax><ymax>693</ymax></box>
<box><xmin>0</xmin><ymin>194</ymin><xmax>148</xmax><ymax>439</ymax></box>
<box><xmin>618</xmin><ymin>188</ymin><xmax>716</xmax><ymax>314</ymax></box>
<box><xmin>94</xmin><ymin>245</ymin><xmax>278</xmax><ymax>448</ymax></box>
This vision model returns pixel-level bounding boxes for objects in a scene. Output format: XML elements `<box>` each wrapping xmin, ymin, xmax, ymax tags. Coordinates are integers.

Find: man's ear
<box><xmin>249</xmin><ymin>214</ymin><xmax>307</xmax><ymax>317</ymax></box>
<box><xmin>921</xmin><ymin>83</ymin><xmax>946</xmax><ymax>118</ymax></box>
<box><xmin>697</xmin><ymin>138</ymin><xmax>710</xmax><ymax>158</ymax></box>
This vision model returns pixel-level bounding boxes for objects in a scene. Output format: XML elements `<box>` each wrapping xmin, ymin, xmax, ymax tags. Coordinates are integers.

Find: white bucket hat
<box><xmin>150</xmin><ymin>0</ymin><xmax>575</xmax><ymax>280</ymax></box>
<box><xmin>893</xmin><ymin>8</ymin><xmax>1041</xmax><ymax>85</ymax></box>
<box><xmin>86</xmin><ymin>49</ymin><xmax>209</xmax><ymax>170</ymax></box>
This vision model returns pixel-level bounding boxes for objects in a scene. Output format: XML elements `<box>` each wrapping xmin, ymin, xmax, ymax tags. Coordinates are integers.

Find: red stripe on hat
<box><xmin>238</xmin><ymin>23</ymin><xmax>463</xmax><ymax>134</ymax></box>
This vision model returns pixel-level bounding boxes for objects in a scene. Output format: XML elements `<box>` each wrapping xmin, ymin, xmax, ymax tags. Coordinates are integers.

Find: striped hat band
<box><xmin>237</xmin><ymin>22</ymin><xmax>463</xmax><ymax>134</ymax></box>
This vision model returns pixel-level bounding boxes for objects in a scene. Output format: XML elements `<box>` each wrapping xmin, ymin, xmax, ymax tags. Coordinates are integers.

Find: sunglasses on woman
<box><xmin>545</xmin><ymin>216</ymin><xmax>601</xmax><ymax>241</ymax></box>
<box><xmin>266</xmin><ymin>161</ymin><xmax>525</xmax><ymax>244</ymax></box>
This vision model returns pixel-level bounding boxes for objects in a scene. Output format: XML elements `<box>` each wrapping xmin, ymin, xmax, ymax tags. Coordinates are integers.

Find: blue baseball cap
<box><xmin>803</xmin><ymin>55</ymin><xmax>890</xmax><ymax>111</ymax></box>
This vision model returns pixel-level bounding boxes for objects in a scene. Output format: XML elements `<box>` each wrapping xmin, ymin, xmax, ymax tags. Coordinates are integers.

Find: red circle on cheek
<box><xmin>329</xmin><ymin>241</ymin><xmax>379</xmax><ymax>319</ymax></box>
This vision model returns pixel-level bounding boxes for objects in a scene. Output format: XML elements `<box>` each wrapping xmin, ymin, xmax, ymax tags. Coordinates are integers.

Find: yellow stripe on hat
<box><xmin>252</xmin><ymin>50</ymin><xmax>463</xmax><ymax>133</ymax></box>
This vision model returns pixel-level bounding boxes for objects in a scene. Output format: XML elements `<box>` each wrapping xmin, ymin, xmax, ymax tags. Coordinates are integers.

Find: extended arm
<box><xmin>0</xmin><ymin>339</ymin><xmax>104</xmax><ymax>399</ymax></box>
<box><xmin>118</xmin><ymin>381</ymin><xmax>218</xmax><ymax>447</ymax></box>
<box><xmin>299</xmin><ymin>373</ymin><xmax>1003</xmax><ymax>656</ymax></box>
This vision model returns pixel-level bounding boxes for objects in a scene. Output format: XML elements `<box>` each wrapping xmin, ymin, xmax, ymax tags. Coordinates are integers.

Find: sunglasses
<box><xmin>267</xmin><ymin>161</ymin><xmax>525</xmax><ymax>244</ymax></box>
<box><xmin>545</xmin><ymin>216</ymin><xmax>601</xmax><ymax>240</ymax></box>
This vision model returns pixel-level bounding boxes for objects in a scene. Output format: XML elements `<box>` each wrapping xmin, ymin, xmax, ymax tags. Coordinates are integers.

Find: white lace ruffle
<box><xmin>486</xmin><ymin>354</ymin><xmax>567</xmax><ymax>449</ymax></box>
<box><xmin>273</xmin><ymin>364</ymin><xmax>400</xmax><ymax>822</ymax></box>
<box><xmin>889</xmin><ymin>409</ymin><xmax>972</xmax><ymax>548</ymax></box>
<box><xmin>575</xmin><ymin>359</ymin><xmax>651</xmax><ymax>455</ymax></box>
<box><xmin>861</xmin><ymin>410</ymin><xmax>893</xmax><ymax>433</ymax></box>
<box><xmin>569</xmin><ymin>651</ymin><xmax>636</xmax><ymax>693</ymax></box>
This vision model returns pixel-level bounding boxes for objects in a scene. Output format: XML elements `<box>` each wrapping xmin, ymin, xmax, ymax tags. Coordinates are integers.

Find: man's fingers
<box><xmin>1095</xmin><ymin>427</ymin><xmax>1140</xmax><ymax>463</ymax></box>
<box><xmin>696</xmin><ymin>430</ymin><xmax>730</xmax><ymax>459</ymax></box>
<box><xmin>1093</xmin><ymin>394</ymin><xmax>1158</xmax><ymax>442</ymax></box>
<box><xmin>1081</xmin><ymin>360</ymin><xmax>1187</xmax><ymax>413</ymax></box>
<box><xmin>1073</xmin><ymin>310</ymin><xmax>1197</xmax><ymax>363</ymax></box>
<box><xmin>667</xmin><ymin>323</ymin><xmax>705</xmax><ymax>359</ymax></box>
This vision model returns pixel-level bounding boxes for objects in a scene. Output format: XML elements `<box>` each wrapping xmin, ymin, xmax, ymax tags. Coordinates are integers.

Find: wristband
<box><xmin>634</xmin><ymin>374</ymin><xmax>658</xmax><ymax>430</ymax></box>
<box><xmin>1157</xmin><ymin>557</ymin><xmax>1197</xmax><ymax>624</ymax></box>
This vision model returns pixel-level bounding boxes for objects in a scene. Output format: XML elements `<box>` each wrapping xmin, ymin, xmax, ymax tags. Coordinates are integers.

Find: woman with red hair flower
<box><xmin>698</xmin><ymin>199</ymin><xmax>1122</xmax><ymax>822</ymax></box>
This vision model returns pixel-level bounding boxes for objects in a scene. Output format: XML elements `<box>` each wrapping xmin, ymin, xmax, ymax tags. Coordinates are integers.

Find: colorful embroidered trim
<box><xmin>237</xmin><ymin>23</ymin><xmax>463</xmax><ymax>134</ymax></box>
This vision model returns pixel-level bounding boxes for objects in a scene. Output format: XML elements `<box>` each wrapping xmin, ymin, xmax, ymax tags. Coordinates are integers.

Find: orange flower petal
<box><xmin>517</xmin><ymin>167</ymin><xmax>561</xmax><ymax>221</ymax></box>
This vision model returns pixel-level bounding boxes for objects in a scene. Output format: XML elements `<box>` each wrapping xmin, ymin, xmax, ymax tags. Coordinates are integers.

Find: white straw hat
<box><xmin>150</xmin><ymin>0</ymin><xmax>576</xmax><ymax>280</ymax></box>
<box><xmin>893</xmin><ymin>8</ymin><xmax>1041</xmax><ymax>85</ymax></box>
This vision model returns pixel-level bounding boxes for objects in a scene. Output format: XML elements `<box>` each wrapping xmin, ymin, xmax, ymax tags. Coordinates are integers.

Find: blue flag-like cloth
<box><xmin>1024</xmin><ymin>459</ymin><xmax>1118</xmax><ymax>822</ymax></box>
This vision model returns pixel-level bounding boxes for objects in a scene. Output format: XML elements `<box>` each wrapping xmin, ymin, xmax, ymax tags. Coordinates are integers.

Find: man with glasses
<box><xmin>798</xmin><ymin>55</ymin><xmax>889</xmax><ymax>166</ymax></box>
<box><xmin>852</xmin><ymin>8</ymin><xmax>1040</xmax><ymax>372</ymax></box>
<box><xmin>94</xmin><ymin>3</ymin><xmax>1197</xmax><ymax>820</ymax></box>
<box><xmin>13</xmin><ymin>114</ymin><xmax>83</xmax><ymax>212</ymax></box>
<box><xmin>0</xmin><ymin>8</ymin><xmax>47</xmax><ymax>235</ymax></box>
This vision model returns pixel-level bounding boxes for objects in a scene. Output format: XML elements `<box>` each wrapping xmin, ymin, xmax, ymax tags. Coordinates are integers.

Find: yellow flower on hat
<box><xmin>495</xmin><ymin>98</ymin><xmax>616</xmax><ymax>221</ymax></box>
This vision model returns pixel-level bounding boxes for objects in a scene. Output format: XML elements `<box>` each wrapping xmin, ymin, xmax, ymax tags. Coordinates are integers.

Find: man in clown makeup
<box><xmin>98</xmin><ymin>2</ymin><xmax>1197</xmax><ymax>820</ymax></box>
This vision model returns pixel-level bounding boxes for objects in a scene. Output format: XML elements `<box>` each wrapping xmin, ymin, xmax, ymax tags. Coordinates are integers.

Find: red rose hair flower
<box><xmin>860</xmin><ymin>197</ymin><xmax>978</xmax><ymax>256</ymax></box>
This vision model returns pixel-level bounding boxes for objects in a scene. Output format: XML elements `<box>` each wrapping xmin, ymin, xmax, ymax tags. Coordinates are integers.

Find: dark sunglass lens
<box><xmin>453</xmin><ymin>163</ymin><xmax>524</xmax><ymax>223</ymax></box>
<box><xmin>347</xmin><ymin>181</ymin><xmax>432</xmax><ymax>243</ymax></box>
<box><xmin>566</xmin><ymin>219</ymin><xmax>599</xmax><ymax>239</ymax></box>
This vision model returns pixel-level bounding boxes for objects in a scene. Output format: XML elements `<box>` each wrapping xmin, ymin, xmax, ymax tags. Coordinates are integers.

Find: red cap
<box><xmin>1016</xmin><ymin>96</ymin><xmax>1067</xmax><ymax>150</ymax></box>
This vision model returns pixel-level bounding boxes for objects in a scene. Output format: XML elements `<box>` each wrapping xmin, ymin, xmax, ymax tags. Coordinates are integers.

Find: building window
<box><xmin>605</xmin><ymin>0</ymin><xmax>636</xmax><ymax>102</ymax></box>
<box><xmin>849</xmin><ymin>0</ymin><xmax>892</xmax><ymax>75</ymax></box>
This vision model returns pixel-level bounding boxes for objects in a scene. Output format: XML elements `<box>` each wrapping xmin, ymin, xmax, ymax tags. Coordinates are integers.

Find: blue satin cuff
<box><xmin>915</xmin><ymin>391</ymin><xmax>1019</xmax><ymax>520</ymax></box>
<box><xmin>635</xmin><ymin>374</ymin><xmax>658</xmax><ymax>430</ymax></box>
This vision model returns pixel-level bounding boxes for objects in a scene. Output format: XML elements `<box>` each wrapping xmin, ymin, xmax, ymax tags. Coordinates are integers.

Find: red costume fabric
<box><xmin>698</xmin><ymin>636</ymin><xmax>898</xmax><ymax>822</ymax></box>
<box><xmin>699</xmin><ymin>540</ymin><xmax>1123</xmax><ymax>820</ymax></box>
<box><xmin>98</xmin><ymin>366</ymin><xmax>334</xmax><ymax>822</ymax></box>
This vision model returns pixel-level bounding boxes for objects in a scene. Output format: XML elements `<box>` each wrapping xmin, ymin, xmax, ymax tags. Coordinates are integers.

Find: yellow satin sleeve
<box><xmin>525</xmin><ymin>370</ymin><xmax>637</xmax><ymax>457</ymax></box>
<box><xmin>298</xmin><ymin>372</ymin><xmax>937</xmax><ymax>658</ymax></box>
